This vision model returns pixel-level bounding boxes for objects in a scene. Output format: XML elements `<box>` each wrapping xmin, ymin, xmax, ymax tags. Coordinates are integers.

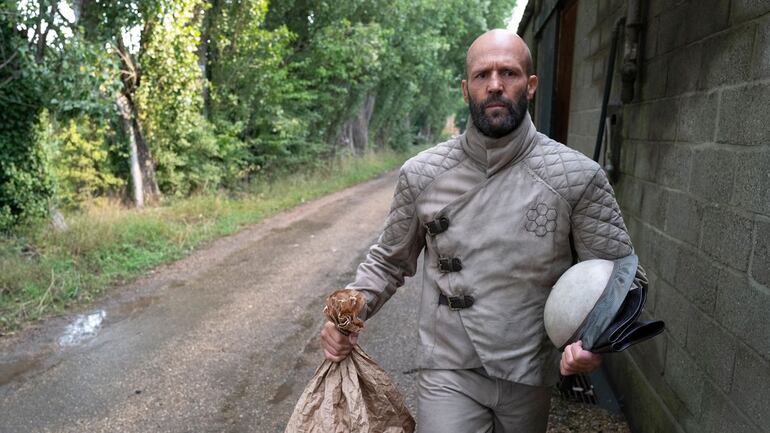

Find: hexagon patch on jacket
<box><xmin>525</xmin><ymin>203</ymin><xmax>557</xmax><ymax>237</ymax></box>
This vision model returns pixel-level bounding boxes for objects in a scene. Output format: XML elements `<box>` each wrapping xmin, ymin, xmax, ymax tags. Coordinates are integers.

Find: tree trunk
<box><xmin>116</xmin><ymin>92</ymin><xmax>159</xmax><ymax>207</ymax></box>
<box><xmin>116</xmin><ymin>37</ymin><xmax>159</xmax><ymax>206</ymax></box>
<box><xmin>375</xmin><ymin>128</ymin><xmax>387</xmax><ymax>151</ymax></box>
<box><xmin>197</xmin><ymin>0</ymin><xmax>213</xmax><ymax>118</ymax></box>
<box><xmin>338</xmin><ymin>94</ymin><xmax>376</xmax><ymax>155</ymax></box>
<box><xmin>352</xmin><ymin>94</ymin><xmax>376</xmax><ymax>154</ymax></box>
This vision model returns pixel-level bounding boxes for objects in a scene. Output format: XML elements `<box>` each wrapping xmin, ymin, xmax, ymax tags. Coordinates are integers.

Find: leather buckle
<box><xmin>426</xmin><ymin>217</ymin><xmax>450</xmax><ymax>236</ymax></box>
<box><xmin>438</xmin><ymin>257</ymin><xmax>462</xmax><ymax>272</ymax></box>
<box><xmin>445</xmin><ymin>295</ymin><xmax>474</xmax><ymax>310</ymax></box>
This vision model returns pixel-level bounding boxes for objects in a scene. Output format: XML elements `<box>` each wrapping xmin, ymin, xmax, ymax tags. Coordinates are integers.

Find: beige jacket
<box><xmin>348</xmin><ymin>113</ymin><xmax>636</xmax><ymax>386</ymax></box>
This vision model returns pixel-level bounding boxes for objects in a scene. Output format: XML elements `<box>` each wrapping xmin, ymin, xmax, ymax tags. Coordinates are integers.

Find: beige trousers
<box><xmin>416</xmin><ymin>368</ymin><xmax>551</xmax><ymax>433</ymax></box>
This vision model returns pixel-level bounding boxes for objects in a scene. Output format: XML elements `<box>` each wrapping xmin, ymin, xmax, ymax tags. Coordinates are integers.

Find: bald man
<box><xmin>321</xmin><ymin>30</ymin><xmax>641</xmax><ymax>432</ymax></box>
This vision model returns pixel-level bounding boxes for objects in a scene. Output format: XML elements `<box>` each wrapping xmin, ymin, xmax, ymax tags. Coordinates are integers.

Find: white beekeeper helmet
<box><xmin>544</xmin><ymin>255</ymin><xmax>638</xmax><ymax>350</ymax></box>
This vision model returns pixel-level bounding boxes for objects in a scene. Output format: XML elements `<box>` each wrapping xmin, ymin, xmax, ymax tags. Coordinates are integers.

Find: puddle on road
<box><xmin>58</xmin><ymin>310</ymin><xmax>106</xmax><ymax>347</ymax></box>
<box><xmin>1</xmin><ymin>295</ymin><xmax>162</xmax><ymax>388</ymax></box>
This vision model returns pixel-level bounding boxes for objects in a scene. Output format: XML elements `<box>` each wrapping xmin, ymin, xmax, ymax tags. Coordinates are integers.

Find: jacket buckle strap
<box><xmin>438</xmin><ymin>257</ymin><xmax>462</xmax><ymax>272</ymax></box>
<box><xmin>438</xmin><ymin>294</ymin><xmax>474</xmax><ymax>310</ymax></box>
<box><xmin>425</xmin><ymin>217</ymin><xmax>450</xmax><ymax>236</ymax></box>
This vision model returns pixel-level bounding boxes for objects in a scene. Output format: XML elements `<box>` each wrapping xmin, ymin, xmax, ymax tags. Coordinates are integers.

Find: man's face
<box><xmin>467</xmin><ymin>84</ymin><xmax>529</xmax><ymax>138</ymax></box>
<box><xmin>462</xmin><ymin>33</ymin><xmax>538</xmax><ymax>138</ymax></box>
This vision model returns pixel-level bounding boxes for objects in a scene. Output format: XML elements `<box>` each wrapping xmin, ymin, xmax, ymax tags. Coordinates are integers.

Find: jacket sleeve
<box><xmin>570</xmin><ymin>168</ymin><xmax>647</xmax><ymax>285</ymax></box>
<box><xmin>346</xmin><ymin>168</ymin><xmax>426</xmax><ymax>319</ymax></box>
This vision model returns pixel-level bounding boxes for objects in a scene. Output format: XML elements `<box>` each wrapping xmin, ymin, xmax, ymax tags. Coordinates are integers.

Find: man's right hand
<box><xmin>320</xmin><ymin>321</ymin><xmax>358</xmax><ymax>362</ymax></box>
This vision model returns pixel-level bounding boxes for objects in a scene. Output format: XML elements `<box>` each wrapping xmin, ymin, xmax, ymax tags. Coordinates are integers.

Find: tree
<box><xmin>0</xmin><ymin>0</ymin><xmax>53</xmax><ymax>230</ymax></box>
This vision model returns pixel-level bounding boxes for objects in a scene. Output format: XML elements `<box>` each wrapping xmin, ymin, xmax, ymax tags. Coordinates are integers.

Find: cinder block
<box><xmin>700</xmin><ymin>381</ymin><xmax>762</xmax><ymax>433</ymax></box>
<box><xmin>675</xmin><ymin>247</ymin><xmax>719</xmax><ymax>312</ymax></box>
<box><xmin>685</xmin><ymin>0</ymin><xmax>731</xmax><ymax>44</ymax></box>
<box><xmin>677</xmin><ymin>92</ymin><xmax>718</xmax><ymax>143</ymax></box>
<box><xmin>634</xmin><ymin>140</ymin><xmax>659</xmax><ymax>181</ymax></box>
<box><xmin>665</xmin><ymin>189</ymin><xmax>703</xmax><ymax>246</ymax></box>
<box><xmin>729</xmin><ymin>345</ymin><xmax>770</xmax><ymax>427</ymax></box>
<box><xmin>592</xmin><ymin>56</ymin><xmax>607</xmax><ymax>83</ymax></box>
<box><xmin>665</xmin><ymin>342</ymin><xmax>706</xmax><ymax>417</ymax></box>
<box><xmin>618</xmin><ymin>175</ymin><xmax>643</xmax><ymax>215</ymax></box>
<box><xmin>629</xmin><ymin>312</ymin><xmax>667</xmax><ymax>375</ymax></box>
<box><xmin>654</xmin><ymin>231</ymin><xmax>681</xmax><ymax>285</ymax></box>
<box><xmin>643</xmin><ymin>15</ymin><xmax>660</xmax><ymax>61</ymax></box>
<box><xmin>733</xmin><ymin>151</ymin><xmax>770</xmax><ymax>215</ymax></box>
<box><xmin>649</xmin><ymin>98</ymin><xmax>679</xmax><ymax>141</ymax></box>
<box><xmin>716</xmin><ymin>269</ymin><xmax>770</xmax><ymax>359</ymax></box>
<box><xmin>685</xmin><ymin>308</ymin><xmax>737</xmax><ymax>393</ymax></box>
<box><xmin>626</xmin><ymin>214</ymin><xmax>643</xmax><ymax>245</ymax></box>
<box><xmin>649</xmin><ymin>0</ymin><xmax>673</xmax><ymax>18</ymax></box>
<box><xmin>657</xmin><ymin>2</ymin><xmax>690</xmax><ymax>53</ymax></box>
<box><xmin>752</xmin><ymin>17</ymin><xmax>770</xmax><ymax>79</ymax></box>
<box><xmin>718</xmin><ymin>83</ymin><xmax>770</xmax><ymax>146</ymax></box>
<box><xmin>690</xmin><ymin>147</ymin><xmax>736</xmax><ymax>204</ymax></box>
<box><xmin>666</xmin><ymin>44</ymin><xmax>703</xmax><ymax>96</ymax></box>
<box><xmin>626</xmin><ymin>103</ymin><xmax>650</xmax><ymax>140</ymax></box>
<box><xmin>701</xmin><ymin>206</ymin><xmax>753</xmax><ymax>271</ymax></box>
<box><xmin>633</xmin><ymin>220</ymin><xmax>656</xmax><ymax>266</ymax></box>
<box><xmin>640</xmin><ymin>54</ymin><xmax>669</xmax><ymax>99</ymax></box>
<box><xmin>657</xmin><ymin>142</ymin><xmax>693</xmax><ymax>189</ymax></box>
<box><xmin>605</xmin><ymin>352</ymin><xmax>685</xmax><ymax>433</ymax></box>
<box><xmin>641</xmin><ymin>182</ymin><xmax>668</xmax><ymax>228</ymax></box>
<box><xmin>752</xmin><ymin>219</ymin><xmax>770</xmax><ymax>288</ymax></box>
<box><xmin>699</xmin><ymin>24</ymin><xmax>755</xmax><ymax>89</ymax></box>
<box><xmin>645</xmin><ymin>270</ymin><xmax>660</xmax><ymax>314</ymax></box>
<box><xmin>730</xmin><ymin>0</ymin><xmax>770</xmax><ymax>25</ymax></box>
<box><xmin>655</xmin><ymin>280</ymin><xmax>691</xmax><ymax>343</ymax></box>
<box><xmin>619</xmin><ymin>136</ymin><xmax>638</xmax><ymax>175</ymax></box>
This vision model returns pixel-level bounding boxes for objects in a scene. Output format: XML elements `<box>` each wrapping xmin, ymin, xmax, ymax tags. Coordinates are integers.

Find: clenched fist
<box><xmin>560</xmin><ymin>340</ymin><xmax>602</xmax><ymax>376</ymax></box>
<box><xmin>320</xmin><ymin>321</ymin><xmax>358</xmax><ymax>362</ymax></box>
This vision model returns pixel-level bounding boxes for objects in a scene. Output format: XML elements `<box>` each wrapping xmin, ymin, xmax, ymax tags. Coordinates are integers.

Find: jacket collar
<box><xmin>461</xmin><ymin>111</ymin><xmax>538</xmax><ymax>177</ymax></box>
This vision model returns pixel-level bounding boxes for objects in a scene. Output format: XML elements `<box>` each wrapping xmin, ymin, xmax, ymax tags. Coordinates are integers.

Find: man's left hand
<box><xmin>560</xmin><ymin>340</ymin><xmax>602</xmax><ymax>376</ymax></box>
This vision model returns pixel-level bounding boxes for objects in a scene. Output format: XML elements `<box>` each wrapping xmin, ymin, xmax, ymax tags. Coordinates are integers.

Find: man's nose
<box><xmin>487</xmin><ymin>72</ymin><xmax>503</xmax><ymax>94</ymax></box>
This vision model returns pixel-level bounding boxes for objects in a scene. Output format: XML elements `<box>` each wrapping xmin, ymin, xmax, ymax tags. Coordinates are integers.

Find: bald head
<box><xmin>465</xmin><ymin>29</ymin><xmax>533</xmax><ymax>78</ymax></box>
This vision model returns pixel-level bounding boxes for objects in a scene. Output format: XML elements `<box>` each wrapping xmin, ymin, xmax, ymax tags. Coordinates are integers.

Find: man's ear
<box><xmin>526</xmin><ymin>75</ymin><xmax>538</xmax><ymax>100</ymax></box>
<box><xmin>461</xmin><ymin>79</ymin><xmax>469</xmax><ymax>103</ymax></box>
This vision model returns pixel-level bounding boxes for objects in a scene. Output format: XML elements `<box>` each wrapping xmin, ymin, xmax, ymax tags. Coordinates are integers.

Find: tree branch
<box><xmin>0</xmin><ymin>52</ymin><xmax>19</xmax><ymax>71</ymax></box>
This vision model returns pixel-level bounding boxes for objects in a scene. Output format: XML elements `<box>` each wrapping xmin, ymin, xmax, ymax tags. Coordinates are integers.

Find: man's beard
<box><xmin>468</xmin><ymin>88</ymin><xmax>529</xmax><ymax>138</ymax></box>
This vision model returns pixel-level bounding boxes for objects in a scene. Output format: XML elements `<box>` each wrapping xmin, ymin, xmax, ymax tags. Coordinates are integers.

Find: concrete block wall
<box><xmin>563</xmin><ymin>1</ymin><xmax>770</xmax><ymax>432</ymax></box>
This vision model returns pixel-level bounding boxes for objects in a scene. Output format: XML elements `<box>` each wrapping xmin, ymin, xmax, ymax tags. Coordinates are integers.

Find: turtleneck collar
<box><xmin>461</xmin><ymin>111</ymin><xmax>538</xmax><ymax>177</ymax></box>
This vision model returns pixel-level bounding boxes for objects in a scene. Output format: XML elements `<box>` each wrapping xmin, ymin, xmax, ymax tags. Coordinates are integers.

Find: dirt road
<box><xmin>0</xmin><ymin>170</ymin><xmax>422</xmax><ymax>433</ymax></box>
<box><xmin>0</xmin><ymin>169</ymin><xmax>631</xmax><ymax>433</ymax></box>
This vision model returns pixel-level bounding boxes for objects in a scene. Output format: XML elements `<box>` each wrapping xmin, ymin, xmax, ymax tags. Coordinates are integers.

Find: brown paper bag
<box><xmin>284</xmin><ymin>290</ymin><xmax>415</xmax><ymax>433</ymax></box>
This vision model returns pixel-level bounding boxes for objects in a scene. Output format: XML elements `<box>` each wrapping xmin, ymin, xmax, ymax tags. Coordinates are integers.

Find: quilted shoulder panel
<box><xmin>380</xmin><ymin>169</ymin><xmax>417</xmax><ymax>246</ymax></box>
<box><xmin>401</xmin><ymin>138</ymin><xmax>466</xmax><ymax>196</ymax></box>
<box><xmin>571</xmin><ymin>169</ymin><xmax>634</xmax><ymax>260</ymax></box>
<box><xmin>524</xmin><ymin>135</ymin><xmax>601</xmax><ymax>207</ymax></box>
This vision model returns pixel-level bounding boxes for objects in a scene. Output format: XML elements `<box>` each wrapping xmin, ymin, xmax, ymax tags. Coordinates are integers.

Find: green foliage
<box><xmin>206</xmin><ymin>0</ymin><xmax>303</xmax><ymax>174</ymax></box>
<box><xmin>0</xmin><ymin>4</ymin><xmax>53</xmax><ymax>231</ymax></box>
<box><xmin>134</xmin><ymin>0</ymin><xmax>214</xmax><ymax>194</ymax></box>
<box><xmin>2</xmin><ymin>0</ymin><xmax>517</xmax><ymax>225</ymax></box>
<box><xmin>37</xmin><ymin>111</ymin><xmax>124</xmax><ymax>208</ymax></box>
<box><xmin>0</xmin><ymin>148</ymin><xmax>418</xmax><ymax>331</ymax></box>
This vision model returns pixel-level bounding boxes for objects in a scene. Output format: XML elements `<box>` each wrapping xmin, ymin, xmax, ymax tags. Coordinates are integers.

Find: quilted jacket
<box><xmin>347</xmin><ymin>113</ymin><xmax>639</xmax><ymax>386</ymax></box>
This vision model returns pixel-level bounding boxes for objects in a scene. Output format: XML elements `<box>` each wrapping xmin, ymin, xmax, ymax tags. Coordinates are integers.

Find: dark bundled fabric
<box><xmin>589</xmin><ymin>279</ymin><xmax>665</xmax><ymax>353</ymax></box>
<box><xmin>577</xmin><ymin>257</ymin><xmax>665</xmax><ymax>353</ymax></box>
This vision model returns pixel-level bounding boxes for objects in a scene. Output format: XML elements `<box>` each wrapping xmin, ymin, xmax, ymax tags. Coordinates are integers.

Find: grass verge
<box><xmin>0</xmin><ymin>149</ymin><xmax>421</xmax><ymax>334</ymax></box>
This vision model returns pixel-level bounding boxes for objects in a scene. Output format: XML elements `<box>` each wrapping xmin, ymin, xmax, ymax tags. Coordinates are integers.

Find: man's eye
<box><xmin>476</xmin><ymin>72</ymin><xmax>487</xmax><ymax>79</ymax></box>
<box><xmin>503</xmin><ymin>69</ymin><xmax>515</xmax><ymax>77</ymax></box>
